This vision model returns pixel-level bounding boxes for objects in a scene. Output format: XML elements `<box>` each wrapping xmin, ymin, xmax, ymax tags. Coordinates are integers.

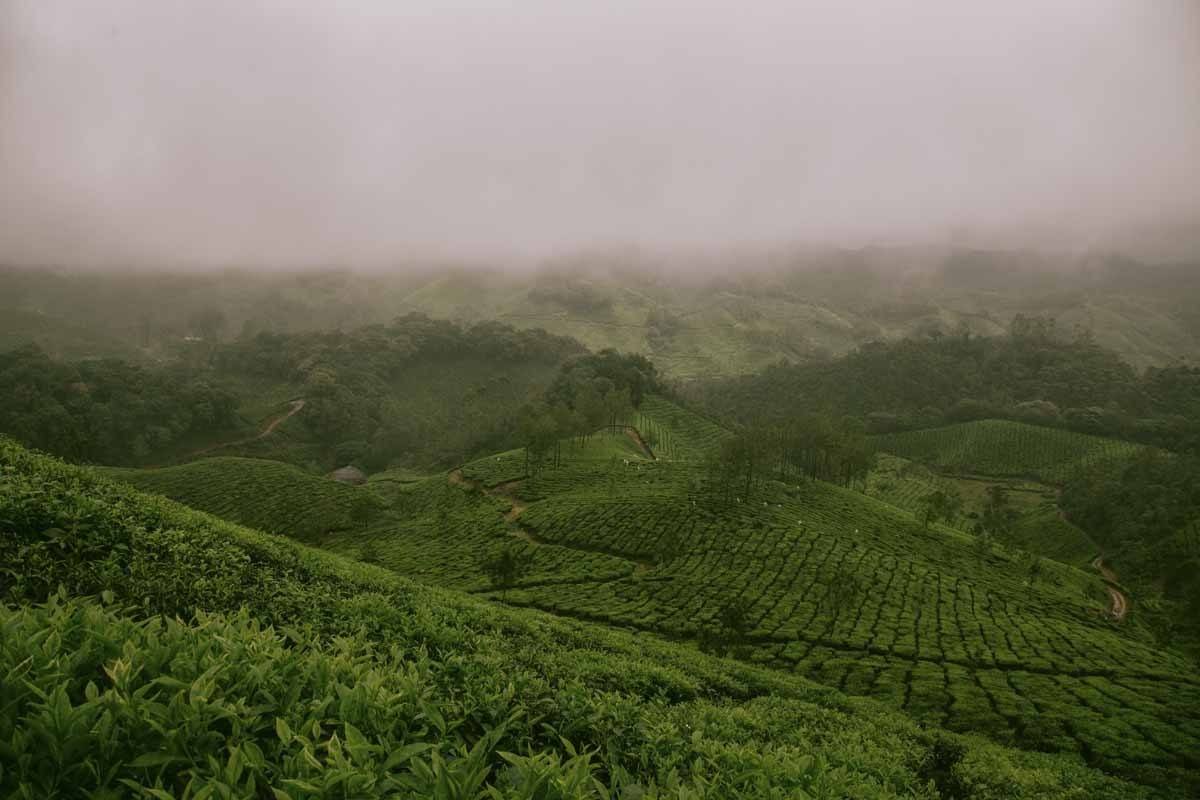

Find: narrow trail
<box><xmin>186</xmin><ymin>398</ymin><xmax>307</xmax><ymax>460</ymax></box>
<box><xmin>623</xmin><ymin>426</ymin><xmax>656</xmax><ymax>460</ymax></box>
<box><xmin>449</xmin><ymin>467</ymin><xmax>655</xmax><ymax>572</ymax></box>
<box><xmin>1092</xmin><ymin>556</ymin><xmax>1129</xmax><ymax>621</ymax></box>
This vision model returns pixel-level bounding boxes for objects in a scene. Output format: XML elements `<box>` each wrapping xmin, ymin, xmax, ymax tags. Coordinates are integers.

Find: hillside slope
<box><xmin>872</xmin><ymin>420</ymin><xmax>1145</xmax><ymax>483</ymax></box>
<box><xmin>101</xmin><ymin>456</ymin><xmax>385</xmax><ymax>542</ymax></box>
<box><xmin>0</xmin><ymin>436</ymin><xmax>1155</xmax><ymax>798</ymax></box>
<box><xmin>94</xmin><ymin>397</ymin><xmax>1200</xmax><ymax>793</ymax></box>
<box><xmin>6</xmin><ymin>254</ymin><xmax>1199</xmax><ymax>380</ymax></box>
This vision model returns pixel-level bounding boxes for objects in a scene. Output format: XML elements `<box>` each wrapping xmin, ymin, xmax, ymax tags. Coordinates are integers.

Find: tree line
<box><xmin>0</xmin><ymin>344</ymin><xmax>238</xmax><ymax>465</ymax></box>
<box><xmin>687</xmin><ymin>315</ymin><xmax>1200</xmax><ymax>453</ymax></box>
<box><xmin>698</xmin><ymin>414</ymin><xmax>874</xmax><ymax>507</ymax></box>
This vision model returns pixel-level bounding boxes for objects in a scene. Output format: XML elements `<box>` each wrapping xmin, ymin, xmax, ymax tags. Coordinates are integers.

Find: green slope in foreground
<box><xmin>0</xmin><ymin>436</ymin><xmax>1167</xmax><ymax>799</ymax></box>
<box><xmin>64</xmin><ymin>395</ymin><xmax>1200</xmax><ymax>795</ymax></box>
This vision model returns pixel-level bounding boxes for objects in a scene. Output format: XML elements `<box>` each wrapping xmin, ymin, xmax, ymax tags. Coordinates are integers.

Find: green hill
<box><xmin>1</xmin><ymin>436</ymin><xmax>1160</xmax><ymax>799</ymax></box>
<box><xmin>872</xmin><ymin>420</ymin><xmax>1145</xmax><ymax>483</ymax></box>
<box><xmin>8</xmin><ymin>254</ymin><xmax>1200</xmax><ymax>384</ymax></box>
<box><xmin>107</xmin><ymin>398</ymin><xmax>1200</xmax><ymax>793</ymax></box>
<box><xmin>864</xmin><ymin>453</ymin><xmax>1099</xmax><ymax>566</ymax></box>
<box><xmin>101</xmin><ymin>457</ymin><xmax>385</xmax><ymax>542</ymax></box>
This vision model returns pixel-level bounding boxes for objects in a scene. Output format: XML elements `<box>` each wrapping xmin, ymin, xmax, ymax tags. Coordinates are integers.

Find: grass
<box><xmin>871</xmin><ymin>420</ymin><xmax>1146</xmax><ymax>483</ymax></box>
<box><xmin>1</xmin><ymin>435</ymin><xmax>1159</xmax><ymax>799</ymax></box>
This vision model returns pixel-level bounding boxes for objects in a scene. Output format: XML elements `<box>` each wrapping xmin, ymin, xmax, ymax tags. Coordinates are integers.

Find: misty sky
<box><xmin>2</xmin><ymin>1</ymin><xmax>1198</xmax><ymax>267</ymax></box>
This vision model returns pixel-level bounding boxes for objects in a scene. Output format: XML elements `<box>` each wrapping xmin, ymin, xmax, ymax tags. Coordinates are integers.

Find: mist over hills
<box><xmin>4</xmin><ymin>246</ymin><xmax>1198</xmax><ymax>377</ymax></box>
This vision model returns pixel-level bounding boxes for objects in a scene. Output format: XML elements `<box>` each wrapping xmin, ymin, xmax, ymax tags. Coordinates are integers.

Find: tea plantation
<box><xmin>101</xmin><ymin>457</ymin><xmax>383</xmax><ymax>543</ymax></box>
<box><xmin>0</xmin><ymin>437</ymin><xmax>1153</xmax><ymax>798</ymax></box>
<box><xmin>13</xmin><ymin>398</ymin><xmax>1200</xmax><ymax>796</ymax></box>
<box><xmin>864</xmin><ymin>454</ymin><xmax>1099</xmax><ymax>566</ymax></box>
<box><xmin>871</xmin><ymin>420</ymin><xmax>1145</xmax><ymax>483</ymax></box>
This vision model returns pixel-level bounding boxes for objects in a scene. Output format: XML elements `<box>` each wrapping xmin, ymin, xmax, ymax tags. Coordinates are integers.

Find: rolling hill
<box><xmin>101</xmin><ymin>456</ymin><xmax>386</xmax><ymax>542</ymax></box>
<box><xmin>92</xmin><ymin>397</ymin><xmax>1200</xmax><ymax>794</ymax></box>
<box><xmin>1</xmin><ymin>435</ymin><xmax>1159</xmax><ymax>799</ymax></box>
<box><xmin>871</xmin><ymin>420</ymin><xmax>1146</xmax><ymax>484</ymax></box>
<box><xmin>6</xmin><ymin>251</ymin><xmax>1199</xmax><ymax>381</ymax></box>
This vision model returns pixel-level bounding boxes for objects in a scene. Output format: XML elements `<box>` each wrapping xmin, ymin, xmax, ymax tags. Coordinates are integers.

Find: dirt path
<box><xmin>186</xmin><ymin>399</ymin><xmax>306</xmax><ymax>459</ymax></box>
<box><xmin>1091</xmin><ymin>556</ymin><xmax>1128</xmax><ymax>621</ymax></box>
<box><xmin>624</xmin><ymin>426</ymin><xmax>656</xmax><ymax>460</ymax></box>
<box><xmin>448</xmin><ymin>468</ymin><xmax>654</xmax><ymax>571</ymax></box>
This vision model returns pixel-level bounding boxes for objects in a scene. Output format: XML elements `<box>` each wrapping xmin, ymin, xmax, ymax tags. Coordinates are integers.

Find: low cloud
<box><xmin>2</xmin><ymin>1</ymin><xmax>1198</xmax><ymax>267</ymax></box>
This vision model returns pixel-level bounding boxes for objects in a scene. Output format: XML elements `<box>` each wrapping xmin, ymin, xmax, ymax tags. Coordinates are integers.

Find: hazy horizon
<box><xmin>3</xmin><ymin>1</ymin><xmax>1199</xmax><ymax>268</ymax></box>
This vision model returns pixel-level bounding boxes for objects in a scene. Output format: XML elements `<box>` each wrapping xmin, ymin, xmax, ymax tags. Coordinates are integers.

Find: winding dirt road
<box><xmin>186</xmin><ymin>399</ymin><xmax>306</xmax><ymax>459</ymax></box>
<box><xmin>1091</xmin><ymin>556</ymin><xmax>1128</xmax><ymax>621</ymax></box>
<box><xmin>449</xmin><ymin>467</ymin><xmax>655</xmax><ymax>572</ymax></box>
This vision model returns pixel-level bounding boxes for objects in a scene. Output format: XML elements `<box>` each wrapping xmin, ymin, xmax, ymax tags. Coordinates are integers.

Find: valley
<box><xmin>3</xmin><ymin>280</ymin><xmax>1200</xmax><ymax>797</ymax></box>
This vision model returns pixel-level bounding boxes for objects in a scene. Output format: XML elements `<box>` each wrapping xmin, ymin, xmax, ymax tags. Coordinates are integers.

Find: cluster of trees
<box><xmin>1060</xmin><ymin>452</ymin><xmax>1200</xmax><ymax>652</ymax></box>
<box><xmin>218</xmin><ymin>314</ymin><xmax>588</xmax><ymax>469</ymax></box>
<box><xmin>216</xmin><ymin>314</ymin><xmax>584</xmax><ymax>383</ymax></box>
<box><xmin>546</xmin><ymin>349</ymin><xmax>661</xmax><ymax>408</ymax></box>
<box><xmin>699</xmin><ymin>414</ymin><xmax>874</xmax><ymax>506</ymax></box>
<box><xmin>515</xmin><ymin>350</ymin><xmax>658</xmax><ymax>475</ymax></box>
<box><xmin>689</xmin><ymin>316</ymin><xmax>1200</xmax><ymax>452</ymax></box>
<box><xmin>0</xmin><ymin>344</ymin><xmax>238</xmax><ymax>464</ymax></box>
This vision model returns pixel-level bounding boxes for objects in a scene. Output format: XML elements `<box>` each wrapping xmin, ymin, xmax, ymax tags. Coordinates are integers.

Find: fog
<box><xmin>2</xmin><ymin>1</ymin><xmax>1198</xmax><ymax>268</ymax></box>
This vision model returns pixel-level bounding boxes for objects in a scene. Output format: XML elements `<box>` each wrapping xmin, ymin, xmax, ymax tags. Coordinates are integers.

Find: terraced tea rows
<box><xmin>102</xmin><ymin>457</ymin><xmax>377</xmax><ymax>542</ymax></box>
<box><xmin>872</xmin><ymin>420</ymin><xmax>1145</xmax><ymax>483</ymax></box>
<box><xmin>634</xmin><ymin>395</ymin><xmax>731</xmax><ymax>460</ymax></box>
<box><xmin>435</xmin><ymin>406</ymin><xmax>1200</xmax><ymax>789</ymax></box>
<box><xmin>97</xmin><ymin>401</ymin><xmax>1200</xmax><ymax>791</ymax></box>
<box><xmin>499</xmin><ymin>470</ymin><xmax>1200</xmax><ymax>786</ymax></box>
<box><xmin>864</xmin><ymin>453</ymin><xmax>1099</xmax><ymax>565</ymax></box>
<box><xmin>2</xmin><ymin>436</ymin><xmax>1158</xmax><ymax>799</ymax></box>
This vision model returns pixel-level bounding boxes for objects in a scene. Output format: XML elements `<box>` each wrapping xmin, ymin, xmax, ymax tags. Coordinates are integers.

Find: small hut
<box><xmin>328</xmin><ymin>465</ymin><xmax>367</xmax><ymax>485</ymax></box>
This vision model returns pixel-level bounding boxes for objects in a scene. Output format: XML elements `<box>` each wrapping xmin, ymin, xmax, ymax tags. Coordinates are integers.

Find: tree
<box><xmin>575</xmin><ymin>383</ymin><xmax>608</xmax><ymax>439</ymax></box>
<box><xmin>518</xmin><ymin>405</ymin><xmax>560</xmax><ymax>478</ymax></box>
<box><xmin>1026</xmin><ymin>554</ymin><xmax>1045</xmax><ymax>591</ymax></box>
<box><xmin>919</xmin><ymin>487</ymin><xmax>964</xmax><ymax>529</ymax></box>
<box><xmin>829</xmin><ymin>564</ymin><xmax>860</xmax><ymax>615</ymax></box>
<box><xmin>700</xmin><ymin>597</ymin><xmax>752</xmax><ymax>656</ymax></box>
<box><xmin>602</xmin><ymin>387</ymin><xmax>634</xmax><ymax>432</ymax></box>
<box><xmin>189</xmin><ymin>307</ymin><xmax>228</xmax><ymax>342</ymax></box>
<box><xmin>980</xmin><ymin>485</ymin><xmax>1017</xmax><ymax>537</ymax></box>
<box><xmin>481</xmin><ymin>544</ymin><xmax>534</xmax><ymax>599</ymax></box>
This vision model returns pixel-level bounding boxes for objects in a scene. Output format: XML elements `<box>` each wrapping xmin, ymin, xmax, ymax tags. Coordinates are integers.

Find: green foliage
<box><xmin>0</xmin><ymin>343</ymin><xmax>240</xmax><ymax>465</ymax></box>
<box><xmin>690</xmin><ymin>322</ymin><xmax>1200</xmax><ymax>452</ymax></box>
<box><xmin>440</xmin><ymin>406</ymin><xmax>1200</xmax><ymax>793</ymax></box>
<box><xmin>546</xmin><ymin>349</ymin><xmax>661</xmax><ymax>408</ymax></box>
<box><xmin>101</xmin><ymin>457</ymin><xmax>385</xmax><ymax>542</ymax></box>
<box><xmin>1061</xmin><ymin>451</ymin><xmax>1200</xmax><ymax>656</ymax></box>
<box><xmin>872</xmin><ymin>420</ymin><xmax>1144</xmax><ymax>483</ymax></box>
<box><xmin>1</xmin><ymin>435</ymin><xmax>1161</xmax><ymax>798</ymax></box>
<box><xmin>217</xmin><ymin>314</ymin><xmax>584</xmax><ymax>470</ymax></box>
<box><xmin>481</xmin><ymin>543</ymin><xmax>535</xmax><ymax>597</ymax></box>
<box><xmin>918</xmin><ymin>488</ymin><xmax>963</xmax><ymax>529</ymax></box>
<box><xmin>633</xmin><ymin>396</ymin><xmax>731</xmax><ymax>461</ymax></box>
